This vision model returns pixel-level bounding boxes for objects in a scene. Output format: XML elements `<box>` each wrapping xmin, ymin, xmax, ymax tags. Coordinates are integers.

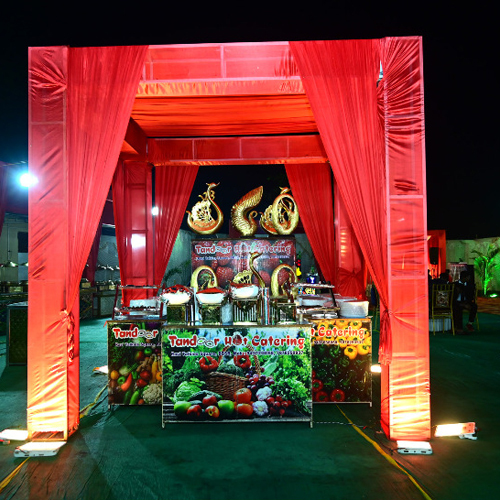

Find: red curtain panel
<box><xmin>285</xmin><ymin>163</ymin><xmax>336</xmax><ymax>285</ymax></box>
<box><xmin>334</xmin><ymin>182</ymin><xmax>366</xmax><ymax>298</ymax></box>
<box><xmin>154</xmin><ymin>165</ymin><xmax>199</xmax><ymax>285</ymax></box>
<box><xmin>27</xmin><ymin>45</ymin><xmax>147</xmax><ymax>438</ymax></box>
<box><xmin>290</xmin><ymin>38</ymin><xmax>430</xmax><ymax>440</ymax></box>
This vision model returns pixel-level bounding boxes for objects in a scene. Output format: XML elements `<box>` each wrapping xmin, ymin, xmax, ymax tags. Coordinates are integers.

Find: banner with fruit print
<box><xmin>162</xmin><ymin>326</ymin><xmax>312</xmax><ymax>424</ymax></box>
<box><xmin>310</xmin><ymin>318</ymin><xmax>372</xmax><ymax>404</ymax></box>
<box><xmin>191</xmin><ymin>238</ymin><xmax>296</xmax><ymax>288</ymax></box>
<box><xmin>107</xmin><ymin>321</ymin><xmax>163</xmax><ymax>406</ymax></box>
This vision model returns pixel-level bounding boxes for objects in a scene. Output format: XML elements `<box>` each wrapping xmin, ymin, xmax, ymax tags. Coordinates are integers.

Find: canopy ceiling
<box><xmin>121</xmin><ymin>42</ymin><xmax>322</xmax><ymax>162</ymax></box>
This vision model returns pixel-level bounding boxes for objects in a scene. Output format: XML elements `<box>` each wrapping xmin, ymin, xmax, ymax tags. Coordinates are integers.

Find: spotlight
<box><xmin>151</xmin><ymin>206</ymin><xmax>159</xmax><ymax>216</ymax></box>
<box><xmin>0</xmin><ymin>429</ymin><xmax>29</xmax><ymax>441</ymax></box>
<box><xmin>19</xmin><ymin>172</ymin><xmax>38</xmax><ymax>187</ymax></box>
<box><xmin>434</xmin><ymin>422</ymin><xmax>477</xmax><ymax>440</ymax></box>
<box><xmin>370</xmin><ymin>364</ymin><xmax>382</xmax><ymax>373</ymax></box>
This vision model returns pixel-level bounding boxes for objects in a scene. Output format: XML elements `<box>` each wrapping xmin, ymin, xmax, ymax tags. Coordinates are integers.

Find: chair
<box><xmin>431</xmin><ymin>284</ymin><xmax>455</xmax><ymax>335</ymax></box>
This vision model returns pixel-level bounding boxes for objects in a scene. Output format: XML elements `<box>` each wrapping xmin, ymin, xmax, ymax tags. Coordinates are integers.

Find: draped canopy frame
<box><xmin>27</xmin><ymin>38</ymin><xmax>429</xmax><ymax>441</ymax></box>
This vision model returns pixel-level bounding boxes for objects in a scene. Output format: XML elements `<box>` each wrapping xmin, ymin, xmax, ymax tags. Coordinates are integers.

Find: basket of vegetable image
<box><xmin>204</xmin><ymin>348</ymin><xmax>261</xmax><ymax>401</ymax></box>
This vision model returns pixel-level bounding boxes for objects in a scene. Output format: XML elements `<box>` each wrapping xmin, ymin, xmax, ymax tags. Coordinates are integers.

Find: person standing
<box><xmin>453</xmin><ymin>270</ymin><xmax>478</xmax><ymax>334</ymax></box>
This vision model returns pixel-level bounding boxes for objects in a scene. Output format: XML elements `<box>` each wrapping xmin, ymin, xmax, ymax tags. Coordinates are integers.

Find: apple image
<box><xmin>205</xmin><ymin>405</ymin><xmax>220</xmax><ymax>419</ymax></box>
<box><xmin>218</xmin><ymin>400</ymin><xmax>235</xmax><ymax>418</ymax></box>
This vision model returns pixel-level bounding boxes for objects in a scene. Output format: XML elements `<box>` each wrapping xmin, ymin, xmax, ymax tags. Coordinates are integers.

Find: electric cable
<box><xmin>336</xmin><ymin>404</ymin><xmax>433</xmax><ymax>500</ymax></box>
<box><xmin>0</xmin><ymin>458</ymin><xmax>30</xmax><ymax>493</ymax></box>
<box><xmin>0</xmin><ymin>384</ymin><xmax>108</xmax><ymax>494</ymax></box>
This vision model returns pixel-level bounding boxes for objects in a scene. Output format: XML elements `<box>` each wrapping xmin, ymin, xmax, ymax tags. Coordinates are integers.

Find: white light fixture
<box><xmin>131</xmin><ymin>233</ymin><xmax>146</xmax><ymax>249</ymax></box>
<box><xmin>370</xmin><ymin>364</ymin><xmax>382</xmax><ymax>373</ymax></box>
<box><xmin>0</xmin><ymin>429</ymin><xmax>29</xmax><ymax>441</ymax></box>
<box><xmin>151</xmin><ymin>206</ymin><xmax>159</xmax><ymax>216</ymax></box>
<box><xmin>14</xmin><ymin>441</ymin><xmax>66</xmax><ymax>457</ymax></box>
<box><xmin>434</xmin><ymin>422</ymin><xmax>477</xmax><ymax>440</ymax></box>
<box><xmin>19</xmin><ymin>172</ymin><xmax>38</xmax><ymax>187</ymax></box>
<box><xmin>396</xmin><ymin>440</ymin><xmax>433</xmax><ymax>455</ymax></box>
<box><xmin>92</xmin><ymin>365</ymin><xmax>108</xmax><ymax>374</ymax></box>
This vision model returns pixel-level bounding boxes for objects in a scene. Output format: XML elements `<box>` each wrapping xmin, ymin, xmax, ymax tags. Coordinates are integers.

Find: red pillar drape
<box><xmin>285</xmin><ymin>163</ymin><xmax>336</xmax><ymax>285</ymax></box>
<box><xmin>154</xmin><ymin>165</ymin><xmax>199</xmax><ymax>286</ymax></box>
<box><xmin>113</xmin><ymin>160</ymin><xmax>154</xmax><ymax>306</ymax></box>
<box><xmin>28</xmin><ymin>45</ymin><xmax>147</xmax><ymax>438</ymax></box>
<box><xmin>291</xmin><ymin>38</ymin><xmax>430</xmax><ymax>440</ymax></box>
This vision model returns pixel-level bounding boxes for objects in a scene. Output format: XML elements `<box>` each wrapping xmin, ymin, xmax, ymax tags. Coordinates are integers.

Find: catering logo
<box><xmin>112</xmin><ymin>327</ymin><xmax>159</xmax><ymax>340</ymax></box>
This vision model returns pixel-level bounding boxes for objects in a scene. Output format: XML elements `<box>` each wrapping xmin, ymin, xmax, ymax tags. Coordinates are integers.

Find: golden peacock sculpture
<box><xmin>186</xmin><ymin>182</ymin><xmax>224</xmax><ymax>235</ymax></box>
<box><xmin>260</xmin><ymin>187</ymin><xmax>299</xmax><ymax>235</ymax></box>
<box><xmin>231</xmin><ymin>186</ymin><xmax>263</xmax><ymax>237</ymax></box>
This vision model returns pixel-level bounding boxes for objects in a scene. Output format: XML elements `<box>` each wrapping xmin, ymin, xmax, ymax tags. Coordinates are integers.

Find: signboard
<box><xmin>162</xmin><ymin>325</ymin><xmax>312</xmax><ymax>424</ymax></box>
<box><xmin>310</xmin><ymin>318</ymin><xmax>372</xmax><ymax>404</ymax></box>
<box><xmin>191</xmin><ymin>238</ymin><xmax>296</xmax><ymax>288</ymax></box>
<box><xmin>107</xmin><ymin>321</ymin><xmax>163</xmax><ymax>406</ymax></box>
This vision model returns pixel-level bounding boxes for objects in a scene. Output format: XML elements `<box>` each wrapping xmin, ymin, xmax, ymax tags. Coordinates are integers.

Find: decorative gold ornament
<box><xmin>271</xmin><ymin>264</ymin><xmax>298</xmax><ymax>298</ymax></box>
<box><xmin>186</xmin><ymin>182</ymin><xmax>224</xmax><ymax>235</ymax></box>
<box><xmin>259</xmin><ymin>205</ymin><xmax>278</xmax><ymax>235</ymax></box>
<box><xmin>190</xmin><ymin>265</ymin><xmax>218</xmax><ymax>291</ymax></box>
<box><xmin>231</xmin><ymin>186</ymin><xmax>263</xmax><ymax>237</ymax></box>
<box><xmin>249</xmin><ymin>252</ymin><xmax>266</xmax><ymax>288</ymax></box>
<box><xmin>232</xmin><ymin>270</ymin><xmax>253</xmax><ymax>284</ymax></box>
<box><xmin>271</xmin><ymin>187</ymin><xmax>299</xmax><ymax>235</ymax></box>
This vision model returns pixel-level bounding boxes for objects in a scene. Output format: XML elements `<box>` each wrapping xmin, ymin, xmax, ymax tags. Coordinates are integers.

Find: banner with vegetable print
<box><xmin>162</xmin><ymin>326</ymin><xmax>312</xmax><ymax>424</ymax></box>
<box><xmin>107</xmin><ymin>321</ymin><xmax>163</xmax><ymax>406</ymax></box>
<box><xmin>191</xmin><ymin>238</ymin><xmax>296</xmax><ymax>288</ymax></box>
<box><xmin>310</xmin><ymin>318</ymin><xmax>372</xmax><ymax>404</ymax></box>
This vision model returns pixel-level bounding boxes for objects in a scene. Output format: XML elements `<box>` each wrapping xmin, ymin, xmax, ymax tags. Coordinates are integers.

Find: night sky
<box><xmin>0</xmin><ymin>6</ymin><xmax>496</xmax><ymax>240</ymax></box>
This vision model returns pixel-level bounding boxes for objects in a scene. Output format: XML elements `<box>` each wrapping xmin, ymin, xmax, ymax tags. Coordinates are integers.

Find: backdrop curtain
<box><xmin>28</xmin><ymin>45</ymin><xmax>147</xmax><ymax>438</ymax></box>
<box><xmin>154</xmin><ymin>165</ymin><xmax>199</xmax><ymax>285</ymax></box>
<box><xmin>289</xmin><ymin>39</ymin><xmax>390</xmax><ymax>359</ymax></box>
<box><xmin>285</xmin><ymin>163</ymin><xmax>336</xmax><ymax>285</ymax></box>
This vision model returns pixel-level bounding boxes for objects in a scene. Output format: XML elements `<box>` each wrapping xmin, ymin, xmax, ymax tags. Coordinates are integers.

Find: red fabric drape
<box><xmin>334</xmin><ymin>182</ymin><xmax>365</xmax><ymax>298</ymax></box>
<box><xmin>291</xmin><ymin>38</ymin><xmax>430</xmax><ymax>440</ymax></box>
<box><xmin>154</xmin><ymin>165</ymin><xmax>199</xmax><ymax>285</ymax></box>
<box><xmin>290</xmin><ymin>39</ymin><xmax>389</xmax><ymax>354</ymax></box>
<box><xmin>113</xmin><ymin>160</ymin><xmax>154</xmax><ymax>306</ymax></box>
<box><xmin>28</xmin><ymin>45</ymin><xmax>147</xmax><ymax>438</ymax></box>
<box><xmin>285</xmin><ymin>163</ymin><xmax>336</xmax><ymax>285</ymax></box>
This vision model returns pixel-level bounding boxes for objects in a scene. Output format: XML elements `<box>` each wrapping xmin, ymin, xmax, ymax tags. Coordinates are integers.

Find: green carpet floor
<box><xmin>0</xmin><ymin>313</ymin><xmax>499</xmax><ymax>500</ymax></box>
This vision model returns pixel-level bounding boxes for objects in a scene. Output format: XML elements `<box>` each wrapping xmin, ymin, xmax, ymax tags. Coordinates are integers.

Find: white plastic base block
<box><xmin>396</xmin><ymin>440</ymin><xmax>433</xmax><ymax>455</ymax></box>
<box><xmin>14</xmin><ymin>441</ymin><xmax>66</xmax><ymax>458</ymax></box>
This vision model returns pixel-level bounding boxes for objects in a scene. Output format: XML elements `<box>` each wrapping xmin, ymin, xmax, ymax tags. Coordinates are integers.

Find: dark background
<box><xmin>0</xmin><ymin>5</ymin><xmax>496</xmax><ymax>240</ymax></box>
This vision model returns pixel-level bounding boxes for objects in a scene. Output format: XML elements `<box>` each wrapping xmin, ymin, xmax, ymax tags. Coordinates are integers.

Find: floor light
<box><xmin>0</xmin><ymin>429</ymin><xmax>29</xmax><ymax>442</ymax></box>
<box><xmin>434</xmin><ymin>422</ymin><xmax>477</xmax><ymax>440</ymax></box>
